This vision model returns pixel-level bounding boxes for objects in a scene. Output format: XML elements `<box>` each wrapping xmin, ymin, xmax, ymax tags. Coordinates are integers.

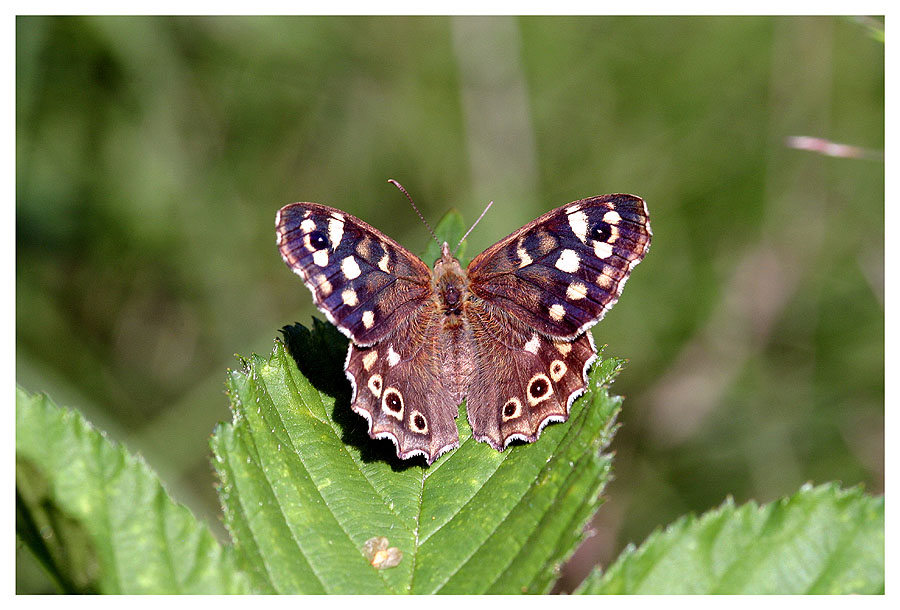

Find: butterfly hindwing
<box><xmin>345</xmin><ymin>304</ymin><xmax>461</xmax><ymax>463</ymax></box>
<box><xmin>464</xmin><ymin>300</ymin><xmax>597</xmax><ymax>450</ymax></box>
<box><xmin>276</xmin><ymin>202</ymin><xmax>434</xmax><ymax>345</ymax></box>
<box><xmin>467</xmin><ymin>195</ymin><xmax>651</xmax><ymax>339</ymax></box>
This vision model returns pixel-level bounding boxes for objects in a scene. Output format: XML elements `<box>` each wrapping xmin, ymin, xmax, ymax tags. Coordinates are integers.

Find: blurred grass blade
<box><xmin>577</xmin><ymin>482</ymin><xmax>884</xmax><ymax>594</ymax></box>
<box><xmin>15</xmin><ymin>387</ymin><xmax>249</xmax><ymax>594</ymax></box>
<box><xmin>210</xmin><ymin>322</ymin><xmax>624</xmax><ymax>594</ymax></box>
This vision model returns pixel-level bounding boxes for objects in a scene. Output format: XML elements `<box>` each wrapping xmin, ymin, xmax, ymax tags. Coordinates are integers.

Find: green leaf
<box><xmin>15</xmin><ymin>387</ymin><xmax>250</xmax><ymax>594</ymax></box>
<box><xmin>210</xmin><ymin>321</ymin><xmax>623</xmax><ymax>594</ymax></box>
<box><xmin>577</xmin><ymin>482</ymin><xmax>884</xmax><ymax>594</ymax></box>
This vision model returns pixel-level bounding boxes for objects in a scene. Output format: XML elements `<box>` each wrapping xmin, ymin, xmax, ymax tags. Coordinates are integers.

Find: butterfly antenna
<box><xmin>454</xmin><ymin>200</ymin><xmax>494</xmax><ymax>255</ymax></box>
<box><xmin>388</xmin><ymin>179</ymin><xmax>440</xmax><ymax>247</ymax></box>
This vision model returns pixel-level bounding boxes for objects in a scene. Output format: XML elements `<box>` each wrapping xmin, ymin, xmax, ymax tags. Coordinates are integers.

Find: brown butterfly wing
<box><xmin>278</xmin><ymin>202</ymin><xmax>463</xmax><ymax>463</ymax></box>
<box><xmin>467</xmin><ymin>195</ymin><xmax>651</xmax><ymax>339</ymax></box>
<box><xmin>463</xmin><ymin>195</ymin><xmax>649</xmax><ymax>449</ymax></box>
<box><xmin>276</xmin><ymin>202</ymin><xmax>434</xmax><ymax>346</ymax></box>
<box><xmin>463</xmin><ymin>298</ymin><xmax>597</xmax><ymax>450</ymax></box>
<box><xmin>345</xmin><ymin>303</ymin><xmax>461</xmax><ymax>464</ymax></box>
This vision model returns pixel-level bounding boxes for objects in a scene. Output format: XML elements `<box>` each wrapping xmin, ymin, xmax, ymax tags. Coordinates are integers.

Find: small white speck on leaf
<box><xmin>363</xmin><ymin>536</ymin><xmax>403</xmax><ymax>569</ymax></box>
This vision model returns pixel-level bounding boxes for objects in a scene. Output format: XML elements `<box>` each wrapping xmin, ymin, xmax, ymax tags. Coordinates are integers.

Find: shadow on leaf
<box><xmin>280</xmin><ymin>319</ymin><xmax>428</xmax><ymax>472</ymax></box>
<box><xmin>16</xmin><ymin>457</ymin><xmax>100</xmax><ymax>594</ymax></box>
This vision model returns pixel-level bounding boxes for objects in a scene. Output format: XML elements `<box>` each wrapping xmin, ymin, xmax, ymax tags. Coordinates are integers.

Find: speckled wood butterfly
<box><xmin>276</xmin><ymin>190</ymin><xmax>650</xmax><ymax>464</ymax></box>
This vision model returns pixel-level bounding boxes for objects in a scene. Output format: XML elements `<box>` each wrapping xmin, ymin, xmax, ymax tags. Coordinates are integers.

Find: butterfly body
<box><xmin>276</xmin><ymin>193</ymin><xmax>650</xmax><ymax>464</ymax></box>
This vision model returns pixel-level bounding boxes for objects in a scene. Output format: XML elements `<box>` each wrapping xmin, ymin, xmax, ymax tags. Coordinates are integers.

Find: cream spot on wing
<box><xmin>409</xmin><ymin>409</ymin><xmax>428</xmax><ymax>434</ymax></box>
<box><xmin>342</xmin><ymin>289</ymin><xmax>359</xmax><ymax>307</ymax></box>
<box><xmin>602</xmin><ymin>211</ymin><xmax>622</xmax><ymax>243</ymax></box>
<box><xmin>555</xmin><ymin>249</ymin><xmax>580</xmax><ymax>273</ymax></box>
<box><xmin>342</xmin><ymin>256</ymin><xmax>362</xmax><ymax>279</ymax></box>
<box><xmin>538</xmin><ymin>232</ymin><xmax>558</xmax><ymax>254</ymax></box>
<box><xmin>523</xmin><ymin>333</ymin><xmax>540</xmax><ymax>354</ymax></box>
<box><xmin>501</xmin><ymin>398</ymin><xmax>523</xmax><ymax>422</ymax></box>
<box><xmin>387</xmin><ymin>345</ymin><xmax>401</xmax><ymax>367</ymax></box>
<box><xmin>549</xmin><ymin>303</ymin><xmax>566</xmax><ymax>321</ymax></box>
<box><xmin>516</xmin><ymin>237</ymin><xmax>533</xmax><ymax>268</ymax></box>
<box><xmin>555</xmin><ymin>341</ymin><xmax>573</xmax><ymax>356</ymax></box>
<box><xmin>362</xmin><ymin>351</ymin><xmax>378</xmax><ymax>371</ymax></box>
<box><xmin>609</xmin><ymin>225</ymin><xmax>620</xmax><ymax>243</ymax></box>
<box><xmin>313</xmin><ymin>249</ymin><xmax>329</xmax><ymax>267</ymax></box>
<box><xmin>362</xmin><ymin>310</ymin><xmax>375</xmax><ymax>329</ymax></box>
<box><xmin>382</xmin><ymin>388</ymin><xmax>404</xmax><ymax>420</ymax></box>
<box><xmin>328</xmin><ymin>216</ymin><xmax>344</xmax><ymax>251</ymax></box>
<box><xmin>568</xmin><ymin>210</ymin><xmax>589</xmax><ymax>243</ymax></box>
<box><xmin>300</xmin><ymin>218</ymin><xmax>316</xmax><ymax>233</ymax></box>
<box><xmin>313</xmin><ymin>273</ymin><xmax>333</xmax><ymax>297</ymax></box>
<box><xmin>566</xmin><ymin>281</ymin><xmax>588</xmax><ymax>300</ymax></box>
<box><xmin>597</xmin><ymin>274</ymin><xmax>616</xmax><ymax>291</ymax></box>
<box><xmin>526</xmin><ymin>373</ymin><xmax>554</xmax><ymax>406</ymax></box>
<box><xmin>593</xmin><ymin>241</ymin><xmax>613</xmax><ymax>259</ymax></box>
<box><xmin>378</xmin><ymin>252</ymin><xmax>390</xmax><ymax>273</ymax></box>
<box><xmin>355</xmin><ymin>237</ymin><xmax>372</xmax><ymax>259</ymax></box>
<box><xmin>550</xmin><ymin>359</ymin><xmax>567</xmax><ymax>382</ymax></box>
<box><xmin>368</xmin><ymin>374</ymin><xmax>383</xmax><ymax>398</ymax></box>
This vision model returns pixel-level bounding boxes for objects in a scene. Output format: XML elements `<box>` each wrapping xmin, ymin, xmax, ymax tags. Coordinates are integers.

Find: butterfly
<box><xmin>276</xmin><ymin>189</ymin><xmax>650</xmax><ymax>464</ymax></box>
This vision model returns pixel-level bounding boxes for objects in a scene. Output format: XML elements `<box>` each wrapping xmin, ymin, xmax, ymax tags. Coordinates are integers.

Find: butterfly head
<box><xmin>433</xmin><ymin>242</ymin><xmax>464</xmax><ymax>277</ymax></box>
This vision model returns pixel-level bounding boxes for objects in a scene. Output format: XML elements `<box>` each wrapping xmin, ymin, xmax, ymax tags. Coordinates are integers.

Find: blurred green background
<box><xmin>16</xmin><ymin>16</ymin><xmax>883</xmax><ymax>593</ymax></box>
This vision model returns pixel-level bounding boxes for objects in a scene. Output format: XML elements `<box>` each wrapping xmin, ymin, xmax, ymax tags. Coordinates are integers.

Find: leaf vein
<box><xmin>260</xmin><ymin>373</ymin><xmax>397</xmax><ymax>593</ymax></box>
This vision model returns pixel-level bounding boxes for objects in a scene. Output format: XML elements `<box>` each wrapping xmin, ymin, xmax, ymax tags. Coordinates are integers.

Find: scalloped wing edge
<box><xmin>471</xmin><ymin>331</ymin><xmax>599</xmax><ymax>451</ymax></box>
<box><xmin>343</xmin><ymin>343</ymin><xmax>459</xmax><ymax>464</ymax></box>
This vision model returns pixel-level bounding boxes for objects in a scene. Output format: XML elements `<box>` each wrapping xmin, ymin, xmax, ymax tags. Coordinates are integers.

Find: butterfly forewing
<box><xmin>276</xmin><ymin>202</ymin><xmax>434</xmax><ymax>345</ymax></box>
<box><xmin>467</xmin><ymin>195</ymin><xmax>651</xmax><ymax>339</ymax></box>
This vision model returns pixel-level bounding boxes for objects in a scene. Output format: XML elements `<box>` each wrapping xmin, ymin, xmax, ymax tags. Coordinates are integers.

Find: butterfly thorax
<box><xmin>432</xmin><ymin>242</ymin><xmax>469</xmax><ymax>322</ymax></box>
<box><xmin>431</xmin><ymin>242</ymin><xmax>475</xmax><ymax>403</ymax></box>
